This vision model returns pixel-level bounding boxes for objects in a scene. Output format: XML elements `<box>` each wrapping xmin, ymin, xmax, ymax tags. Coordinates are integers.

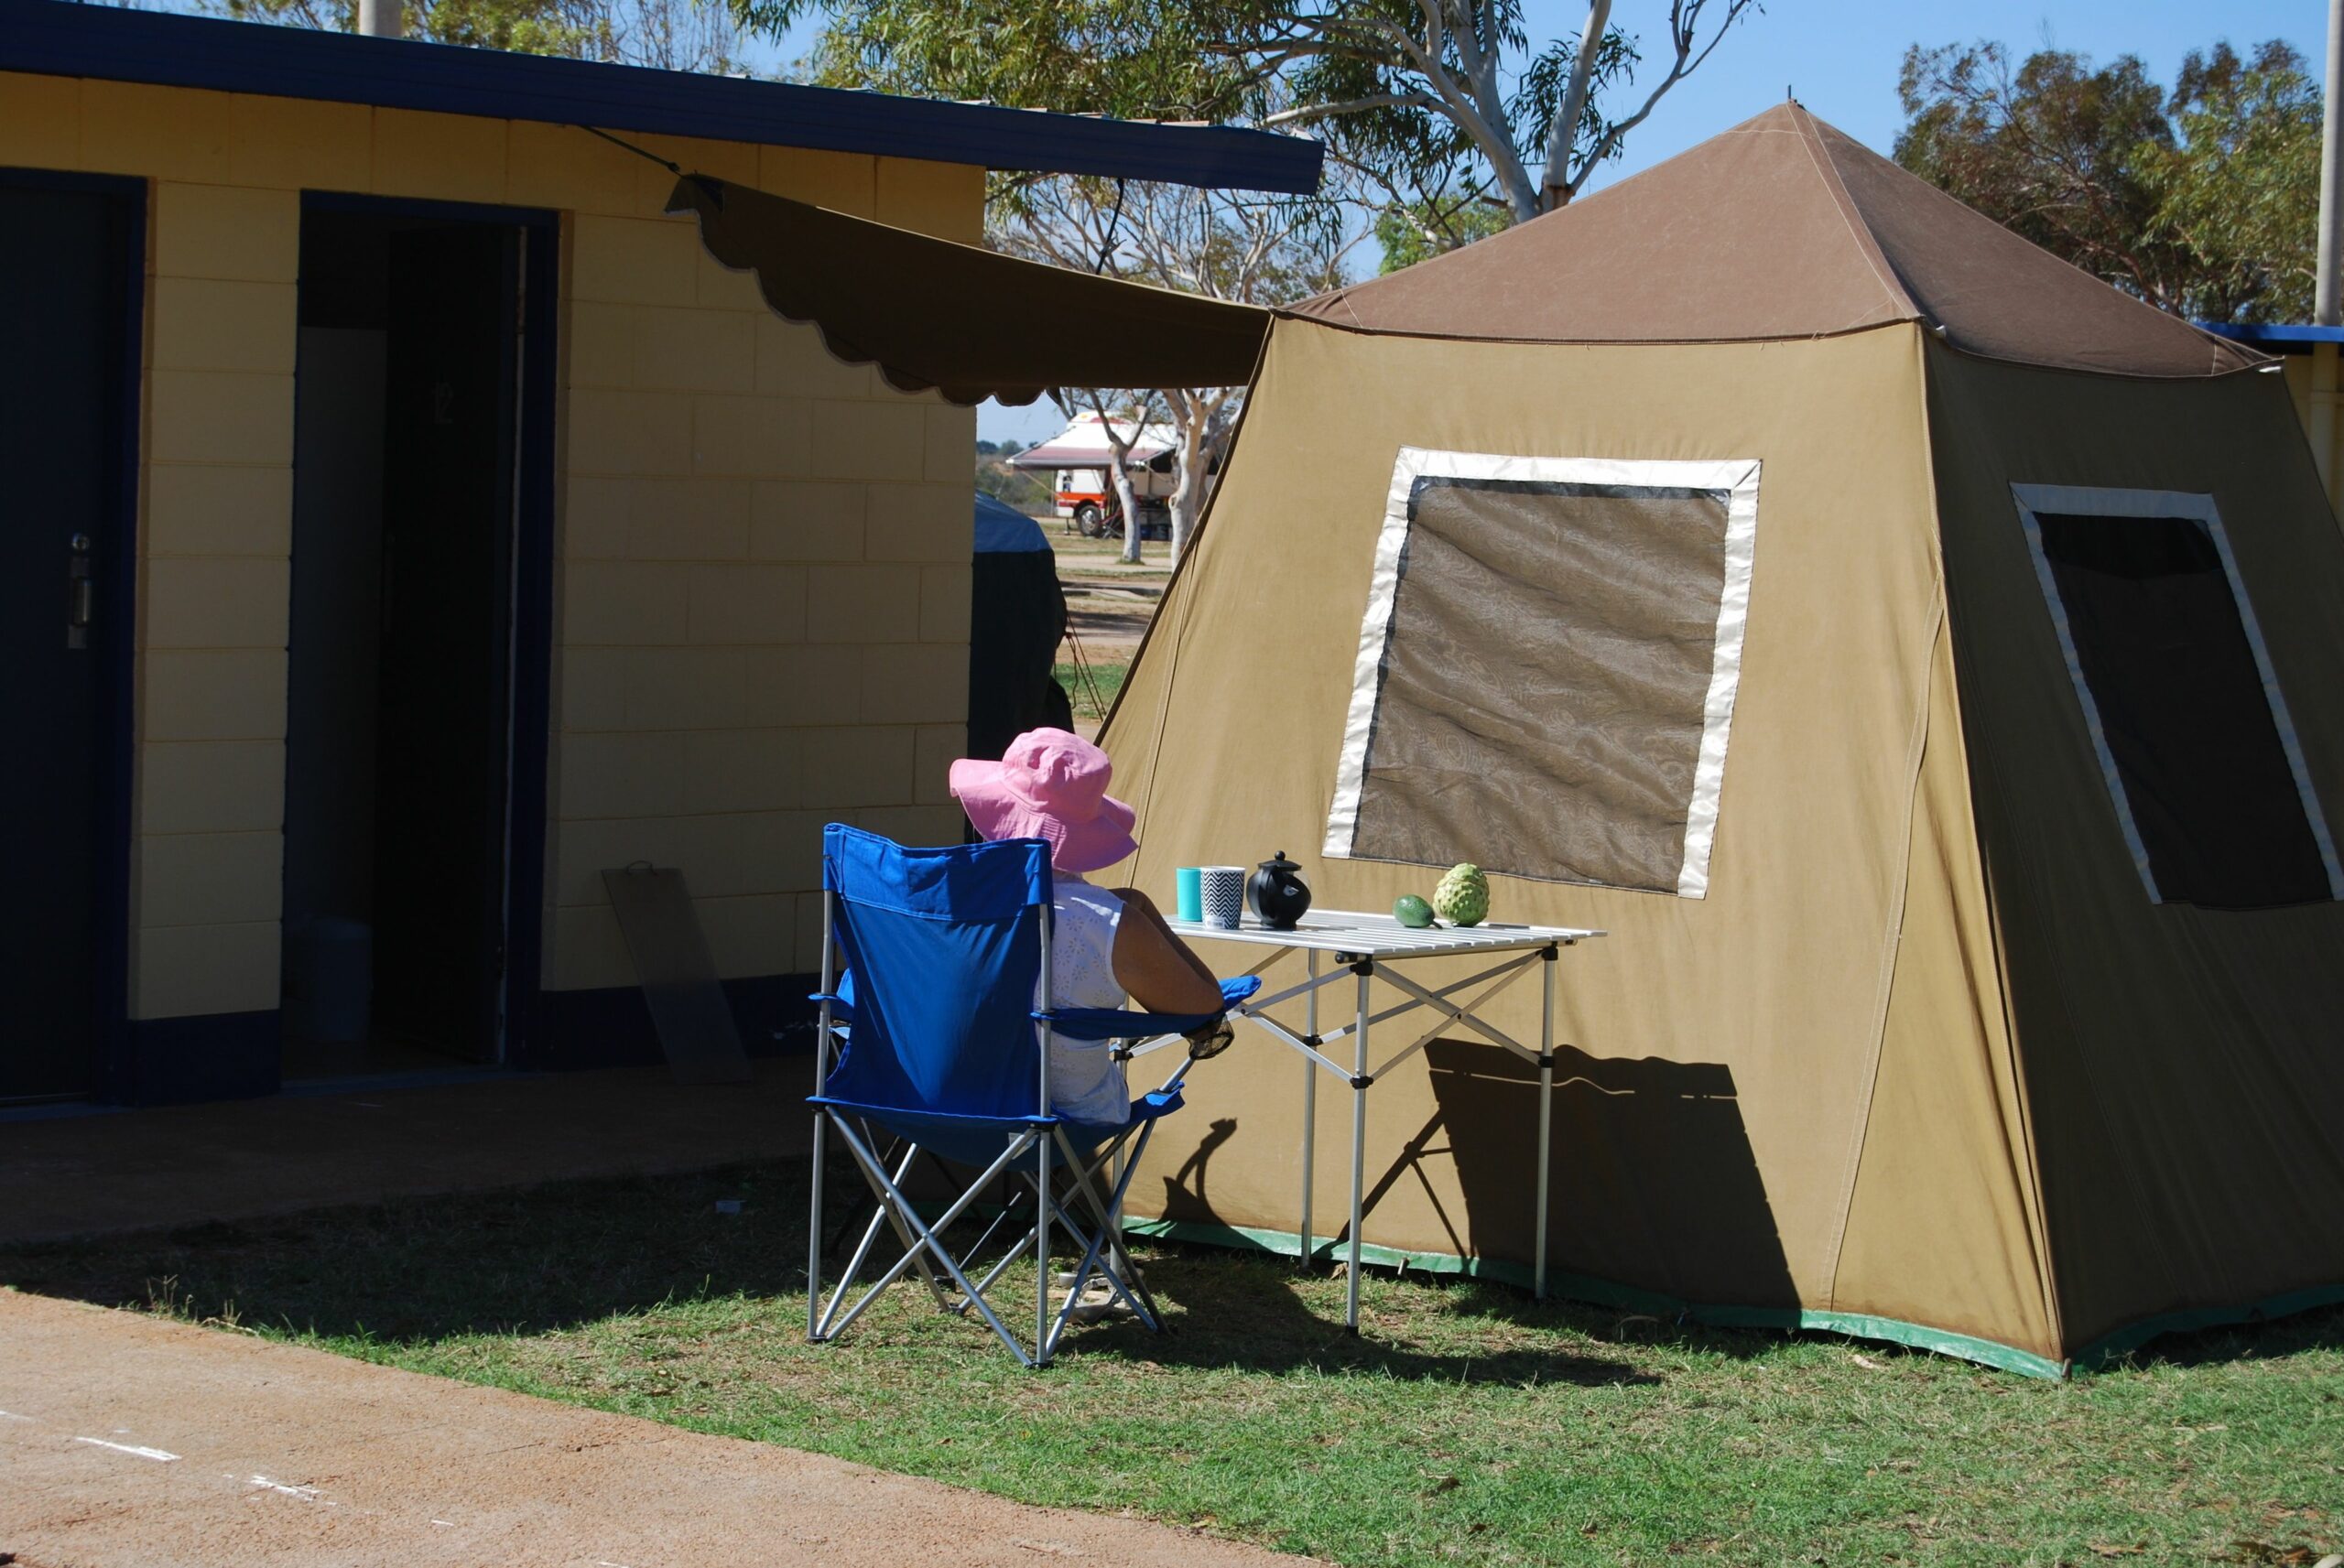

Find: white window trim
<box><xmin>2010</xmin><ymin>482</ymin><xmax>2344</xmax><ymax>903</ymax></box>
<box><xmin>1326</xmin><ymin>448</ymin><xmax>1763</xmax><ymax>900</ymax></box>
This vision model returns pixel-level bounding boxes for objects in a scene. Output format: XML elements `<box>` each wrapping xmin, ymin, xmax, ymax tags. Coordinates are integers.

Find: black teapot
<box><xmin>1246</xmin><ymin>850</ymin><xmax>1312</xmax><ymax>930</ymax></box>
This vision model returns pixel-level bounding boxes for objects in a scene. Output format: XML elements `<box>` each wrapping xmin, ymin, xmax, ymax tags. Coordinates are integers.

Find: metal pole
<box><xmin>1347</xmin><ymin>961</ymin><xmax>1369</xmax><ymax>1334</ymax></box>
<box><xmin>1299</xmin><ymin>947</ymin><xmax>1318</xmax><ymax>1269</ymax></box>
<box><xmin>1036</xmin><ymin>898</ymin><xmax>1055</xmax><ymax>1366</ymax></box>
<box><xmin>2318</xmin><ymin>0</ymin><xmax>2343</xmax><ymax>329</ymax></box>
<box><xmin>2315</xmin><ymin>0</ymin><xmax>2344</xmax><ymax>512</ymax></box>
<box><xmin>1536</xmin><ymin>946</ymin><xmax>1557</xmax><ymax>1302</ymax></box>
<box><xmin>356</xmin><ymin>0</ymin><xmax>402</xmax><ymax>38</ymax></box>
<box><xmin>808</xmin><ymin>890</ymin><xmax>835</xmax><ymax>1342</ymax></box>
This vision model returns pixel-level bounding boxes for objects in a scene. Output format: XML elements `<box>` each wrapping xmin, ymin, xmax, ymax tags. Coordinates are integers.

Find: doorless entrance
<box><xmin>0</xmin><ymin>172</ymin><xmax>139</xmax><ymax>1106</ymax></box>
<box><xmin>283</xmin><ymin>199</ymin><xmax>553</xmax><ymax>1080</ymax></box>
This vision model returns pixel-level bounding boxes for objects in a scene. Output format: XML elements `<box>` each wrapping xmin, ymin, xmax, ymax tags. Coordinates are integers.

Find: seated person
<box><xmin>950</xmin><ymin>728</ymin><xmax>1226</xmax><ymax>1124</ymax></box>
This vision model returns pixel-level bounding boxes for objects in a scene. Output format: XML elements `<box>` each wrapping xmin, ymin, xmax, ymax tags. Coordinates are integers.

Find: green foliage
<box><xmin>6</xmin><ymin>1163</ymin><xmax>2341</xmax><ymax>1567</ymax></box>
<box><xmin>209</xmin><ymin>0</ymin><xmax>743</xmax><ymax>71</ymax></box>
<box><xmin>739</xmin><ymin>0</ymin><xmax>1759</xmax><ymax>238</ymax></box>
<box><xmin>1896</xmin><ymin>38</ymin><xmax>2319</xmax><ymax>323</ymax></box>
<box><xmin>976</xmin><ymin>458</ymin><xmax>1050</xmax><ymax>512</ymax></box>
<box><xmin>1374</xmin><ymin>196</ymin><xmax>1513</xmax><ymax>273</ymax></box>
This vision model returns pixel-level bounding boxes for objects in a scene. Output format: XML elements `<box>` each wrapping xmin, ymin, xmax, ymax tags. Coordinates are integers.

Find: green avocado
<box><xmin>1394</xmin><ymin>894</ymin><xmax>1436</xmax><ymax>928</ymax></box>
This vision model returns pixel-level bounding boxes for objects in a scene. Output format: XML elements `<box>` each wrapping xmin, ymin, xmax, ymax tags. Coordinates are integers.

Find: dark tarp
<box><xmin>968</xmin><ymin>493</ymin><xmax>1072</xmax><ymax>761</ymax></box>
<box><xmin>665</xmin><ymin>176</ymin><xmax>1271</xmax><ymax>406</ymax></box>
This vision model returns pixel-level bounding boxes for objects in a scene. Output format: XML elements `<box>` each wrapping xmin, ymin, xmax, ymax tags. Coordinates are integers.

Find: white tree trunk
<box><xmin>1166</xmin><ymin>395</ymin><xmax>1221</xmax><ymax>561</ymax></box>
<box><xmin>1542</xmin><ymin>0</ymin><xmax>1612</xmax><ymax>208</ymax></box>
<box><xmin>1112</xmin><ymin>460</ymin><xmax>1144</xmax><ymax>564</ymax></box>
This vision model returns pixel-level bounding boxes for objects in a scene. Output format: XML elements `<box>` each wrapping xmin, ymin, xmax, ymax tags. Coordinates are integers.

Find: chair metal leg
<box><xmin>1035</xmin><ymin>1126</ymin><xmax>1054</xmax><ymax>1367</ymax></box>
<box><xmin>818</xmin><ymin>1136</ymin><xmax>945</xmax><ymax>1340</ymax></box>
<box><xmin>824</xmin><ymin>1118</ymin><xmax>1043</xmax><ymax>1364</ymax></box>
<box><xmin>807</xmin><ymin>1108</ymin><xmax>826</xmax><ymax>1343</ymax></box>
<box><xmin>1053</xmin><ymin>1127</ymin><xmax>1165</xmax><ymax>1330</ymax></box>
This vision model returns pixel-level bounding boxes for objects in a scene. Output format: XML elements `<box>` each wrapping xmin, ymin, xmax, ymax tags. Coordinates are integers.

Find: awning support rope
<box><xmin>576</xmin><ymin>124</ymin><xmax>683</xmax><ymax>177</ymax></box>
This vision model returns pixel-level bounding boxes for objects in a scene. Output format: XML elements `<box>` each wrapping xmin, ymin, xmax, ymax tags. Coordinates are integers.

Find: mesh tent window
<box><xmin>1325</xmin><ymin>450</ymin><xmax>1761</xmax><ymax>898</ymax></box>
<box><xmin>2012</xmin><ymin>484</ymin><xmax>2343</xmax><ymax>910</ymax></box>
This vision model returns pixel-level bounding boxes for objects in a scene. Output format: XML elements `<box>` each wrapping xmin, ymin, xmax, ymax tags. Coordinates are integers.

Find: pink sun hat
<box><xmin>949</xmin><ymin>727</ymin><xmax>1139</xmax><ymax>874</ymax></box>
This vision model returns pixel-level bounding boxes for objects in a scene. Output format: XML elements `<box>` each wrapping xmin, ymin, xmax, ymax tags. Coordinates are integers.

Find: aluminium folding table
<box><xmin>1129</xmin><ymin>910</ymin><xmax>1605</xmax><ymax>1332</ymax></box>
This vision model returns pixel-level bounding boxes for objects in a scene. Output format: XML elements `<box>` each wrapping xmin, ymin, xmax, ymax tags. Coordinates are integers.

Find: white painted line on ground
<box><xmin>0</xmin><ymin>1409</ymin><xmax>36</xmax><ymax>1422</ymax></box>
<box><xmin>73</xmin><ymin>1436</ymin><xmax>179</xmax><ymax>1461</ymax></box>
<box><xmin>431</xmin><ymin>1519</ymin><xmax>456</xmax><ymax>1528</ymax></box>
<box><xmin>246</xmin><ymin>1474</ymin><xmax>325</xmax><ymax>1501</ymax></box>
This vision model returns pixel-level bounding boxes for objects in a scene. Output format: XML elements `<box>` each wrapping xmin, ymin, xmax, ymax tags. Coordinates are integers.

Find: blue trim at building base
<box><xmin>528</xmin><ymin>974</ymin><xmax>819</xmax><ymax>1071</ymax></box>
<box><xmin>115</xmin><ymin>1010</ymin><xmax>281</xmax><ymax>1106</ymax></box>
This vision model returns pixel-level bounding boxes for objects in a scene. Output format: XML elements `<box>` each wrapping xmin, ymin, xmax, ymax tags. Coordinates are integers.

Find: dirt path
<box><xmin>0</xmin><ymin>1291</ymin><xmax>1318</xmax><ymax>1568</ymax></box>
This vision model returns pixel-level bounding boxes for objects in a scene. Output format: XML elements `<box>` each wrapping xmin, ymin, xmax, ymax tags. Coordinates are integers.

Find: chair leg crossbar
<box><xmin>808</xmin><ymin>1109</ymin><xmax>1172</xmax><ymax>1368</ymax></box>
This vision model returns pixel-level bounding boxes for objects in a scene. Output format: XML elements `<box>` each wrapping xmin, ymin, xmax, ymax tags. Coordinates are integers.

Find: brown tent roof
<box><xmin>1294</xmin><ymin>103</ymin><xmax>2262</xmax><ymax>377</ymax></box>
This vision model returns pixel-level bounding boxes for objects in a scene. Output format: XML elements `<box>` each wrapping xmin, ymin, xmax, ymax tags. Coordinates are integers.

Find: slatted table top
<box><xmin>1165</xmin><ymin>908</ymin><xmax>1604</xmax><ymax>958</ymax></box>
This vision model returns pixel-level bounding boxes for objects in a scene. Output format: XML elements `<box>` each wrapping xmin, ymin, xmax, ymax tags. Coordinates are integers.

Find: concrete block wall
<box><xmin>0</xmin><ymin>70</ymin><xmax>979</xmax><ymax>1022</ymax></box>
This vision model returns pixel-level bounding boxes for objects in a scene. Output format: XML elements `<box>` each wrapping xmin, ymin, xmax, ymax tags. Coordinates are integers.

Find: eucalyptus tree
<box><xmin>749</xmin><ymin>0</ymin><xmax>1763</xmax><ymax>234</ymax></box>
<box><xmin>993</xmin><ymin>173</ymin><xmax>1358</xmax><ymax>559</ymax></box>
<box><xmin>1897</xmin><ymin>38</ymin><xmax>2322</xmax><ymax>324</ymax></box>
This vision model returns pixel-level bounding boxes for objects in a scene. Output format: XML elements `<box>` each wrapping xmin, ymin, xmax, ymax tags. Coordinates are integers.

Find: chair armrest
<box><xmin>1046</xmin><ymin>975</ymin><xmax>1261</xmax><ymax>1042</ymax></box>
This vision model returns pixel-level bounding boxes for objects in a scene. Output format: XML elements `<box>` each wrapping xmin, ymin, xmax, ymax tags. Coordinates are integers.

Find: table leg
<box><xmin>1348</xmin><ymin>961</ymin><xmax>1369</xmax><ymax>1335</ymax></box>
<box><xmin>1536</xmin><ymin>946</ymin><xmax>1556</xmax><ymax>1302</ymax></box>
<box><xmin>1300</xmin><ymin>948</ymin><xmax>1318</xmax><ymax>1270</ymax></box>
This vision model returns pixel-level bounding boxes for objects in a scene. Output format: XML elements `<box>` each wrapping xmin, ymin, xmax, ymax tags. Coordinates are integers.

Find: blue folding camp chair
<box><xmin>806</xmin><ymin>823</ymin><xmax>1258</xmax><ymax>1367</ymax></box>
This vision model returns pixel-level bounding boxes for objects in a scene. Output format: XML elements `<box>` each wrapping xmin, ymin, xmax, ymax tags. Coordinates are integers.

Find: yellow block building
<box><xmin>0</xmin><ymin>0</ymin><xmax>1317</xmax><ymax>1103</ymax></box>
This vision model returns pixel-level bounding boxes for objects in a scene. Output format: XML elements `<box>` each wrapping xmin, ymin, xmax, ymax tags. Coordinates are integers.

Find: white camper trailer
<box><xmin>1008</xmin><ymin>412</ymin><xmax>1180</xmax><ymax>536</ymax></box>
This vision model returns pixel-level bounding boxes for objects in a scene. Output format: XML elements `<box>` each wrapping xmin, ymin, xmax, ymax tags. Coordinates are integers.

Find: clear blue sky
<box><xmin>754</xmin><ymin>2</ymin><xmax>2332</xmax><ymax>443</ymax></box>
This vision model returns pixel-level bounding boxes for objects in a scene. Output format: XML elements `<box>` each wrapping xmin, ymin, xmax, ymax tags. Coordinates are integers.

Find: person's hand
<box><xmin>1184</xmin><ymin>1019</ymin><xmax>1235</xmax><ymax>1060</ymax></box>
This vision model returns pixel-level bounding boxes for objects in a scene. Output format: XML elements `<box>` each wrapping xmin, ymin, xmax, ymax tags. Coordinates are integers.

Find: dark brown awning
<box><xmin>666</xmin><ymin>176</ymin><xmax>1272</xmax><ymax>406</ymax></box>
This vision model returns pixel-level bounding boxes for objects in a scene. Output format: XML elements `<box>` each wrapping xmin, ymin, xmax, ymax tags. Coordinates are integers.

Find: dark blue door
<box><xmin>0</xmin><ymin>179</ymin><xmax>135</xmax><ymax>1101</ymax></box>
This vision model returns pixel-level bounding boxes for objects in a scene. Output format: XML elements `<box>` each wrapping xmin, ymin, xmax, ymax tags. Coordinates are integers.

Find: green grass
<box><xmin>5</xmin><ymin>1162</ymin><xmax>2339</xmax><ymax>1567</ymax></box>
<box><xmin>1057</xmin><ymin>659</ymin><xmax>1128</xmax><ymax>720</ymax></box>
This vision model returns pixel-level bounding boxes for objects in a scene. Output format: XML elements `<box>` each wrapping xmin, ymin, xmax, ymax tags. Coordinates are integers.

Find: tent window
<box><xmin>2013</xmin><ymin>484</ymin><xmax>2342</xmax><ymax>909</ymax></box>
<box><xmin>1326</xmin><ymin>450</ymin><xmax>1761</xmax><ymax>898</ymax></box>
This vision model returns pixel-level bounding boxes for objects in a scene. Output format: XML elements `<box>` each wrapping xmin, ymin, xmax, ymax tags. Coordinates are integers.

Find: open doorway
<box><xmin>281</xmin><ymin>201</ymin><xmax>548</xmax><ymax>1082</ymax></box>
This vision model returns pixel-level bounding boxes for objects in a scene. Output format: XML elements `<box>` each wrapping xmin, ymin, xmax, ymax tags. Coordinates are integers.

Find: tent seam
<box><xmin>1788</xmin><ymin>105</ymin><xmax>1916</xmax><ymax>335</ymax></box>
<box><xmin>1105</xmin><ymin>319</ymin><xmax>1279</xmax><ymax>838</ymax></box>
<box><xmin>1819</xmin><ymin>328</ymin><xmax>1937</xmax><ymax>1315</ymax></box>
<box><xmin>1905</xmin><ymin>334</ymin><xmax>2067</xmax><ymax>1359</ymax></box>
<box><xmin>1819</xmin><ymin>620</ymin><xmax>1936</xmax><ymax>1314</ymax></box>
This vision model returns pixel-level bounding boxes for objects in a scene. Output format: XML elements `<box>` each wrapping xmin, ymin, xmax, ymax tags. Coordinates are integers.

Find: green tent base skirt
<box><xmin>1122</xmin><ymin>1217</ymin><xmax>2344</xmax><ymax>1381</ymax></box>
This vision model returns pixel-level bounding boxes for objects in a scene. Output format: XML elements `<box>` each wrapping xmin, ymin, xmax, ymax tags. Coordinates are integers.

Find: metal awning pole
<box><xmin>2311</xmin><ymin>0</ymin><xmax>2343</xmax><ymax>513</ymax></box>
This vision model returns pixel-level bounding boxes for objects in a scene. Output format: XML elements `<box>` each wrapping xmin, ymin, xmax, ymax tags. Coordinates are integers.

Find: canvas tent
<box><xmin>675</xmin><ymin>103</ymin><xmax>2344</xmax><ymax>1374</ymax></box>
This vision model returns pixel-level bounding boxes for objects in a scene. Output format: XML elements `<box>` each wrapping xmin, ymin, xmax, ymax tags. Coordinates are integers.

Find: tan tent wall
<box><xmin>1105</xmin><ymin>318</ymin><xmax>2061</xmax><ymax>1364</ymax></box>
<box><xmin>1925</xmin><ymin>345</ymin><xmax>2344</xmax><ymax>1359</ymax></box>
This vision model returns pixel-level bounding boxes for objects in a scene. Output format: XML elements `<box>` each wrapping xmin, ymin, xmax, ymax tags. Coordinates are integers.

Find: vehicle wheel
<box><xmin>1075</xmin><ymin>503</ymin><xmax>1105</xmax><ymax>537</ymax></box>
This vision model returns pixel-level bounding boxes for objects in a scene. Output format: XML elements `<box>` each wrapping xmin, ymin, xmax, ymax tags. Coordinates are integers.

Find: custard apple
<box><xmin>1432</xmin><ymin>862</ymin><xmax>1489</xmax><ymax>926</ymax></box>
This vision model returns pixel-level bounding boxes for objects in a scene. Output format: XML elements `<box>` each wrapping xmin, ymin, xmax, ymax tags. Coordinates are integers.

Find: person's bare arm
<box><xmin>1111</xmin><ymin>889</ymin><xmax>1221</xmax><ymax>1015</ymax></box>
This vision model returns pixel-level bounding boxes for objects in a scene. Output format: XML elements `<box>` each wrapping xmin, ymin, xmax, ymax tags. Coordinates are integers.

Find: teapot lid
<box><xmin>1259</xmin><ymin>849</ymin><xmax>1298</xmax><ymax>871</ymax></box>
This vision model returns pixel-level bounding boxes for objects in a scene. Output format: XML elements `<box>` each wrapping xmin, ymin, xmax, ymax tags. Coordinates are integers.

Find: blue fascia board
<box><xmin>2196</xmin><ymin>320</ymin><xmax>2344</xmax><ymax>352</ymax></box>
<box><xmin>0</xmin><ymin>0</ymin><xmax>1325</xmax><ymax>195</ymax></box>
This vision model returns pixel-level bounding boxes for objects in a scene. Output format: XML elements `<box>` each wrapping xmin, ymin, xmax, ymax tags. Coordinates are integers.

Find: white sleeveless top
<box><xmin>1043</xmin><ymin>873</ymin><xmax>1132</xmax><ymax>1124</ymax></box>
